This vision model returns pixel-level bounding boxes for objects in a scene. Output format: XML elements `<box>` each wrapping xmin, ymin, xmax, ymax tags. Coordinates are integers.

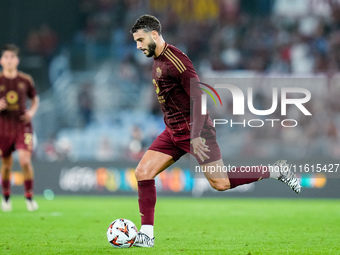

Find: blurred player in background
<box><xmin>0</xmin><ymin>44</ymin><xmax>39</xmax><ymax>212</ymax></box>
<box><xmin>130</xmin><ymin>15</ymin><xmax>301</xmax><ymax>247</ymax></box>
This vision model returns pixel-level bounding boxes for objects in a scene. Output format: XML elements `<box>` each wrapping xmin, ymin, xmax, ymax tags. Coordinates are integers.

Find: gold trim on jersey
<box><xmin>164</xmin><ymin>52</ymin><xmax>182</xmax><ymax>73</ymax></box>
<box><xmin>160</xmin><ymin>44</ymin><xmax>168</xmax><ymax>56</ymax></box>
<box><xmin>164</xmin><ymin>50</ymin><xmax>187</xmax><ymax>73</ymax></box>
<box><xmin>164</xmin><ymin>49</ymin><xmax>186</xmax><ymax>73</ymax></box>
<box><xmin>18</xmin><ymin>72</ymin><xmax>34</xmax><ymax>86</ymax></box>
<box><xmin>167</xmin><ymin>49</ymin><xmax>186</xmax><ymax>71</ymax></box>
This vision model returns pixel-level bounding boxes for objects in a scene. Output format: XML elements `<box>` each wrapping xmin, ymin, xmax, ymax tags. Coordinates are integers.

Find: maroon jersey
<box><xmin>0</xmin><ymin>72</ymin><xmax>37</xmax><ymax>136</ymax></box>
<box><xmin>152</xmin><ymin>43</ymin><xmax>213</xmax><ymax>139</ymax></box>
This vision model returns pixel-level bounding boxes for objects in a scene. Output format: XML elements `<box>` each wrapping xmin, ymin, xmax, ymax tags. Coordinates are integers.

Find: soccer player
<box><xmin>130</xmin><ymin>15</ymin><xmax>301</xmax><ymax>247</ymax></box>
<box><xmin>0</xmin><ymin>44</ymin><xmax>39</xmax><ymax>212</ymax></box>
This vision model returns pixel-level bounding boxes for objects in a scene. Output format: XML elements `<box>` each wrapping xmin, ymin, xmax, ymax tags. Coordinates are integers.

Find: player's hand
<box><xmin>191</xmin><ymin>137</ymin><xmax>210</xmax><ymax>162</ymax></box>
<box><xmin>20</xmin><ymin>110</ymin><xmax>34</xmax><ymax>123</ymax></box>
<box><xmin>0</xmin><ymin>97</ymin><xmax>7</xmax><ymax>111</ymax></box>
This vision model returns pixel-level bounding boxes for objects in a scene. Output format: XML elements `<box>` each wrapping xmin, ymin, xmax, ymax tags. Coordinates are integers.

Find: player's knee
<box><xmin>209</xmin><ymin>180</ymin><xmax>230</xmax><ymax>191</ymax></box>
<box><xmin>1</xmin><ymin>162</ymin><xmax>11</xmax><ymax>172</ymax></box>
<box><xmin>1</xmin><ymin>160</ymin><xmax>12</xmax><ymax>172</ymax></box>
<box><xmin>19</xmin><ymin>157</ymin><xmax>31</xmax><ymax>169</ymax></box>
<box><xmin>135</xmin><ymin>163</ymin><xmax>153</xmax><ymax>181</ymax></box>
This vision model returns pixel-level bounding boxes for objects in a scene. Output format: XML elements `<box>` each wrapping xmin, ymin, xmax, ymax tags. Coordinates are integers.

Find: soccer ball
<box><xmin>107</xmin><ymin>219</ymin><xmax>138</xmax><ymax>248</ymax></box>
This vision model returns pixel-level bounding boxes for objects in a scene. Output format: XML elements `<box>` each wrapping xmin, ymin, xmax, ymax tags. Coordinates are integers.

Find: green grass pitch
<box><xmin>0</xmin><ymin>196</ymin><xmax>339</xmax><ymax>254</ymax></box>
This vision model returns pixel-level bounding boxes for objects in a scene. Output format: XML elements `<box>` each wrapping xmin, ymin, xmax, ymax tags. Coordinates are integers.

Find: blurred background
<box><xmin>1</xmin><ymin>0</ymin><xmax>340</xmax><ymax>197</ymax></box>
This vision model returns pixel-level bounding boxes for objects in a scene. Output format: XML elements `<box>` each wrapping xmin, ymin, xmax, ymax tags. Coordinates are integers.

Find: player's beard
<box><xmin>146</xmin><ymin>40</ymin><xmax>156</xmax><ymax>58</ymax></box>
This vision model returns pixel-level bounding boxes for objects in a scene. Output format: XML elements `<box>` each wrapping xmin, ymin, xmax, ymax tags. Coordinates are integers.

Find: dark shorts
<box><xmin>148</xmin><ymin>127</ymin><xmax>221</xmax><ymax>165</ymax></box>
<box><xmin>0</xmin><ymin>133</ymin><xmax>33</xmax><ymax>158</ymax></box>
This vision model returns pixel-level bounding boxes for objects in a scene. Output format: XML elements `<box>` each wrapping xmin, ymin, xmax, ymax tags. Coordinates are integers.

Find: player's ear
<box><xmin>151</xmin><ymin>30</ymin><xmax>158</xmax><ymax>40</ymax></box>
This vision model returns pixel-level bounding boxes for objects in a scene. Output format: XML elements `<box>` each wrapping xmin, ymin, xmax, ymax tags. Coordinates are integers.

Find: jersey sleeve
<box><xmin>166</xmin><ymin>49</ymin><xmax>205</xmax><ymax>139</ymax></box>
<box><xmin>26</xmin><ymin>75</ymin><xmax>37</xmax><ymax>99</ymax></box>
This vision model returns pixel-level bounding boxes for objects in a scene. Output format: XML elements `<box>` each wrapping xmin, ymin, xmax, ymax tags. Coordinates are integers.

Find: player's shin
<box><xmin>1</xmin><ymin>179</ymin><xmax>11</xmax><ymax>201</ymax></box>
<box><xmin>228</xmin><ymin>166</ymin><xmax>270</xmax><ymax>188</ymax></box>
<box><xmin>24</xmin><ymin>179</ymin><xmax>33</xmax><ymax>200</ymax></box>
<box><xmin>137</xmin><ymin>179</ymin><xmax>156</xmax><ymax>238</ymax></box>
<box><xmin>24</xmin><ymin>179</ymin><xmax>38</xmax><ymax>211</ymax></box>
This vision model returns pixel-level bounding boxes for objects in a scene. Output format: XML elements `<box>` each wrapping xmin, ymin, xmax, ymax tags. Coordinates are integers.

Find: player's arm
<box><xmin>20</xmin><ymin>76</ymin><xmax>39</xmax><ymax>123</ymax></box>
<box><xmin>183</xmin><ymin>74</ymin><xmax>210</xmax><ymax>162</ymax></box>
<box><xmin>189</xmin><ymin>94</ymin><xmax>210</xmax><ymax>162</ymax></box>
<box><xmin>0</xmin><ymin>97</ymin><xmax>7</xmax><ymax>111</ymax></box>
<box><xmin>185</xmin><ymin>78</ymin><xmax>210</xmax><ymax>162</ymax></box>
<box><xmin>170</xmin><ymin>53</ymin><xmax>210</xmax><ymax>162</ymax></box>
<box><xmin>21</xmin><ymin>95</ymin><xmax>39</xmax><ymax>123</ymax></box>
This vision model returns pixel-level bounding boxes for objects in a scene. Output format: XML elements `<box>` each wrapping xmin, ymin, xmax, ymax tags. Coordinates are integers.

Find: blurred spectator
<box><xmin>96</xmin><ymin>136</ymin><xmax>115</xmax><ymax>161</ymax></box>
<box><xmin>55</xmin><ymin>137</ymin><xmax>73</xmax><ymax>161</ymax></box>
<box><xmin>49</xmin><ymin>48</ymin><xmax>70</xmax><ymax>85</ymax></box>
<box><xmin>25</xmin><ymin>24</ymin><xmax>59</xmax><ymax>59</ymax></box>
<box><xmin>26</xmin><ymin>29</ymin><xmax>42</xmax><ymax>54</ymax></box>
<box><xmin>78</xmin><ymin>0</ymin><xmax>95</xmax><ymax>30</ymax></box>
<box><xmin>78</xmin><ymin>83</ymin><xmax>94</xmax><ymax>127</ymax></box>
<box><xmin>127</xmin><ymin>125</ymin><xmax>146</xmax><ymax>161</ymax></box>
<box><xmin>39</xmin><ymin>24</ymin><xmax>59</xmax><ymax>59</ymax></box>
<box><xmin>42</xmin><ymin>135</ymin><xmax>58</xmax><ymax>162</ymax></box>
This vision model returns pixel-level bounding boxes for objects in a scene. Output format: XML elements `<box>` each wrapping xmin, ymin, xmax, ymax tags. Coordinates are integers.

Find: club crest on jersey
<box><xmin>0</xmin><ymin>85</ymin><xmax>5</xmax><ymax>92</ymax></box>
<box><xmin>6</xmin><ymin>90</ymin><xmax>19</xmax><ymax>104</ymax></box>
<box><xmin>156</xmin><ymin>67</ymin><xmax>162</xmax><ymax>78</ymax></box>
<box><xmin>18</xmin><ymin>82</ymin><xmax>25</xmax><ymax>90</ymax></box>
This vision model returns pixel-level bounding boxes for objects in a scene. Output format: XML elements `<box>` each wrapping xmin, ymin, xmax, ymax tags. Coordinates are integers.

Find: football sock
<box><xmin>140</xmin><ymin>225</ymin><xmax>154</xmax><ymax>238</ymax></box>
<box><xmin>24</xmin><ymin>179</ymin><xmax>33</xmax><ymax>200</ymax></box>
<box><xmin>138</xmin><ymin>179</ymin><xmax>156</xmax><ymax>236</ymax></box>
<box><xmin>228</xmin><ymin>166</ymin><xmax>270</xmax><ymax>188</ymax></box>
<box><xmin>1</xmin><ymin>179</ymin><xmax>11</xmax><ymax>201</ymax></box>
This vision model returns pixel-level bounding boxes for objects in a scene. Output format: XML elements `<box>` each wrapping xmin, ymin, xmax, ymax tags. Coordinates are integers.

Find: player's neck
<box><xmin>154</xmin><ymin>39</ymin><xmax>166</xmax><ymax>58</ymax></box>
<box><xmin>3</xmin><ymin>69</ymin><xmax>18</xmax><ymax>79</ymax></box>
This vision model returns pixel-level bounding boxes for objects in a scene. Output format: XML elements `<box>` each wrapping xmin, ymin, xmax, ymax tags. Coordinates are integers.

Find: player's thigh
<box><xmin>0</xmin><ymin>136</ymin><xmax>15</xmax><ymax>159</ymax></box>
<box><xmin>201</xmin><ymin>159</ymin><xmax>231</xmax><ymax>191</ymax></box>
<box><xmin>176</xmin><ymin>135</ymin><xmax>222</xmax><ymax>165</ymax></box>
<box><xmin>14</xmin><ymin>132</ymin><xmax>33</xmax><ymax>165</ymax></box>
<box><xmin>16</xmin><ymin>132</ymin><xmax>34</xmax><ymax>153</ymax></box>
<box><xmin>135</xmin><ymin>150</ymin><xmax>175</xmax><ymax>181</ymax></box>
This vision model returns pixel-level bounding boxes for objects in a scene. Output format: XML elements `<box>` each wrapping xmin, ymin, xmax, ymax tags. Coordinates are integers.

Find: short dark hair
<box><xmin>2</xmin><ymin>44</ymin><xmax>20</xmax><ymax>56</ymax></box>
<box><xmin>130</xmin><ymin>14</ymin><xmax>162</xmax><ymax>35</ymax></box>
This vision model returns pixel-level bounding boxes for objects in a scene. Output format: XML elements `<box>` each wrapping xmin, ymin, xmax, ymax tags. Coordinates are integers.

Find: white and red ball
<box><xmin>107</xmin><ymin>219</ymin><xmax>138</xmax><ymax>248</ymax></box>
